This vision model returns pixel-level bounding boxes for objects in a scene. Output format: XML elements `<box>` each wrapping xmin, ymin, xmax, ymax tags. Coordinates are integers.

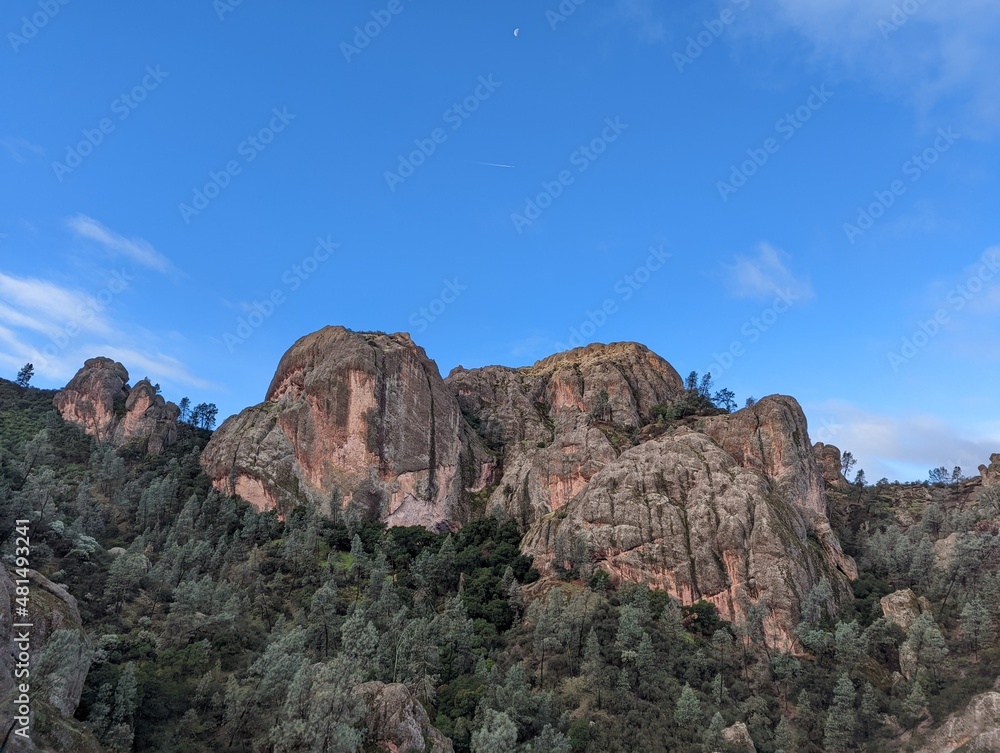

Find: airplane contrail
<box><xmin>470</xmin><ymin>161</ymin><xmax>515</xmax><ymax>169</ymax></box>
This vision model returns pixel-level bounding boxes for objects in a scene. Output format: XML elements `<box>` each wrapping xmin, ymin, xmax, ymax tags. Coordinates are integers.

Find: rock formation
<box><xmin>0</xmin><ymin>564</ymin><xmax>101</xmax><ymax>753</ymax></box>
<box><xmin>979</xmin><ymin>453</ymin><xmax>1000</xmax><ymax>487</ymax></box>
<box><xmin>450</xmin><ymin>348</ymin><xmax>855</xmax><ymax>649</ymax></box>
<box><xmin>202</xmin><ymin>326</ymin><xmax>494</xmax><ymax>526</ymax></box>
<box><xmin>916</xmin><ymin>691</ymin><xmax>1000</xmax><ymax>753</ymax></box>
<box><xmin>813</xmin><ymin>442</ymin><xmax>848</xmax><ymax>488</ymax></box>
<box><xmin>54</xmin><ymin>357</ymin><xmax>179</xmax><ymax>454</ymax></box>
<box><xmin>358</xmin><ymin>682</ymin><xmax>454</xmax><ymax>753</ymax></box>
<box><xmin>204</xmin><ymin>329</ymin><xmax>856</xmax><ymax>645</ymax></box>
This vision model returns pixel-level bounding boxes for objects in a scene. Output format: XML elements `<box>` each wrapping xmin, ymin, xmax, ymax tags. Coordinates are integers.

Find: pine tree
<box><xmin>902</xmin><ymin>678</ymin><xmax>927</xmax><ymax>723</ymax></box>
<box><xmin>822</xmin><ymin>674</ymin><xmax>857</xmax><ymax>752</ymax></box>
<box><xmin>960</xmin><ymin>598</ymin><xmax>996</xmax><ymax>661</ymax></box>
<box><xmin>471</xmin><ymin>709</ymin><xmax>518</xmax><ymax>753</ymax></box>
<box><xmin>773</xmin><ymin>715</ymin><xmax>795</xmax><ymax>753</ymax></box>
<box><xmin>703</xmin><ymin>712</ymin><xmax>726</xmax><ymax>750</ymax></box>
<box><xmin>674</xmin><ymin>683</ymin><xmax>702</xmax><ymax>726</ymax></box>
<box><xmin>15</xmin><ymin>362</ymin><xmax>33</xmax><ymax>387</ymax></box>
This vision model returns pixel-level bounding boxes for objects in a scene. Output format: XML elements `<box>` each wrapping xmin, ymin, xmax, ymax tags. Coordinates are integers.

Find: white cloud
<box><xmin>0</xmin><ymin>269</ymin><xmax>208</xmax><ymax>392</ymax></box>
<box><xmin>806</xmin><ymin>398</ymin><xmax>1000</xmax><ymax>482</ymax></box>
<box><xmin>68</xmin><ymin>215</ymin><xmax>175</xmax><ymax>275</ymax></box>
<box><xmin>742</xmin><ymin>0</ymin><xmax>1000</xmax><ymax>133</ymax></box>
<box><xmin>724</xmin><ymin>242</ymin><xmax>814</xmax><ymax>301</ymax></box>
<box><xmin>1</xmin><ymin>137</ymin><xmax>44</xmax><ymax>163</ymax></box>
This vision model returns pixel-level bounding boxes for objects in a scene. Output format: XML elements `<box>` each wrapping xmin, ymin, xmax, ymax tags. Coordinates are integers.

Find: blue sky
<box><xmin>2</xmin><ymin>0</ymin><xmax>999</xmax><ymax>482</ymax></box>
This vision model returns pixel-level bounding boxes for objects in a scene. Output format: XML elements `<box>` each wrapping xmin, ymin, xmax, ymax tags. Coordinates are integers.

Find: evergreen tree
<box><xmin>703</xmin><ymin>712</ymin><xmax>726</xmax><ymax>750</ymax></box>
<box><xmin>471</xmin><ymin>709</ymin><xmax>518</xmax><ymax>753</ymax></box>
<box><xmin>774</xmin><ymin>715</ymin><xmax>795</xmax><ymax>753</ymax></box>
<box><xmin>960</xmin><ymin>598</ymin><xmax>996</xmax><ymax>660</ymax></box>
<box><xmin>822</xmin><ymin>674</ymin><xmax>857</xmax><ymax>752</ymax></box>
<box><xmin>15</xmin><ymin>362</ymin><xmax>33</xmax><ymax>387</ymax></box>
<box><xmin>902</xmin><ymin>678</ymin><xmax>928</xmax><ymax>723</ymax></box>
<box><xmin>674</xmin><ymin>683</ymin><xmax>702</xmax><ymax>726</ymax></box>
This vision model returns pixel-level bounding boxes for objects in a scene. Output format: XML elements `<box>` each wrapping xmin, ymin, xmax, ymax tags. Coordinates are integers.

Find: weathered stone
<box><xmin>524</xmin><ymin>430</ymin><xmax>851</xmax><ymax>651</ymax></box>
<box><xmin>916</xmin><ymin>691</ymin><xmax>1000</xmax><ymax>753</ymax></box>
<box><xmin>54</xmin><ymin>358</ymin><xmax>178</xmax><ymax>454</ymax></box>
<box><xmin>0</xmin><ymin>564</ymin><xmax>99</xmax><ymax>752</ymax></box>
<box><xmin>202</xmin><ymin>326</ymin><xmax>494</xmax><ymax>527</ymax></box>
<box><xmin>813</xmin><ymin>442</ymin><xmax>848</xmax><ymax>488</ymax></box>
<box><xmin>448</xmin><ymin>342</ymin><xmax>684</xmax><ymax>528</ymax></box>
<box><xmin>357</xmin><ymin>682</ymin><xmax>454</xmax><ymax>753</ymax></box>
<box><xmin>722</xmin><ymin>721</ymin><xmax>757</xmax><ymax>752</ymax></box>
<box><xmin>979</xmin><ymin>453</ymin><xmax>1000</xmax><ymax>487</ymax></box>
<box><xmin>933</xmin><ymin>533</ymin><xmax>960</xmax><ymax>570</ymax></box>
<box><xmin>880</xmin><ymin>589</ymin><xmax>926</xmax><ymax>633</ymax></box>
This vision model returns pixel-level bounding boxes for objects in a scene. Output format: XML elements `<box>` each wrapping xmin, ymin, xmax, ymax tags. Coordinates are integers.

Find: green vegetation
<box><xmin>1</xmin><ymin>379</ymin><xmax>998</xmax><ymax>752</ymax></box>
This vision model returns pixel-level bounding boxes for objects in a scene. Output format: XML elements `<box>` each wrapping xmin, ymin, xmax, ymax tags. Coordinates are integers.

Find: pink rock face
<box><xmin>452</xmin><ymin>348</ymin><xmax>855</xmax><ymax>647</ymax></box>
<box><xmin>54</xmin><ymin>358</ymin><xmax>178</xmax><ymax>454</ymax></box>
<box><xmin>53</xmin><ymin>357</ymin><xmax>129</xmax><ymax>442</ymax></box>
<box><xmin>201</xmin><ymin>326</ymin><xmax>494</xmax><ymax>526</ymax></box>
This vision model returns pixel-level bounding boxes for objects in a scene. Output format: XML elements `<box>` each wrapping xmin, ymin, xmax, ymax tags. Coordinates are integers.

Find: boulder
<box><xmin>357</xmin><ymin>682</ymin><xmax>454</xmax><ymax>753</ymax></box>
<box><xmin>979</xmin><ymin>454</ymin><xmax>1000</xmax><ymax>487</ymax></box>
<box><xmin>722</xmin><ymin>721</ymin><xmax>757</xmax><ymax>752</ymax></box>
<box><xmin>813</xmin><ymin>442</ymin><xmax>848</xmax><ymax>488</ymax></box>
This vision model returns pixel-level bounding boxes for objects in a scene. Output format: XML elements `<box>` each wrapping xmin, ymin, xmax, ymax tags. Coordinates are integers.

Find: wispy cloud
<box><xmin>1</xmin><ymin>137</ymin><xmax>45</xmax><ymax>163</ymax></box>
<box><xmin>724</xmin><ymin>242</ymin><xmax>814</xmax><ymax>301</ymax></box>
<box><xmin>742</xmin><ymin>0</ymin><xmax>1000</xmax><ymax>133</ymax></box>
<box><xmin>807</xmin><ymin>398</ymin><xmax>1000</xmax><ymax>482</ymax></box>
<box><xmin>68</xmin><ymin>215</ymin><xmax>175</xmax><ymax>275</ymax></box>
<box><xmin>0</xmin><ymin>268</ymin><xmax>208</xmax><ymax>391</ymax></box>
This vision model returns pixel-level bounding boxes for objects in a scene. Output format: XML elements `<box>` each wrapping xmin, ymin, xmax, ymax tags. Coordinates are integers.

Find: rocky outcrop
<box><xmin>702</xmin><ymin>398</ymin><xmax>857</xmax><ymax>580</ymax></box>
<box><xmin>451</xmin><ymin>348</ymin><xmax>856</xmax><ymax>649</ymax></box>
<box><xmin>916</xmin><ymin>691</ymin><xmax>1000</xmax><ymax>753</ymax></box>
<box><xmin>523</xmin><ymin>429</ymin><xmax>850</xmax><ymax>651</ymax></box>
<box><xmin>358</xmin><ymin>682</ymin><xmax>454</xmax><ymax>753</ymax></box>
<box><xmin>54</xmin><ymin>357</ymin><xmax>178</xmax><ymax>454</ymax></box>
<box><xmin>0</xmin><ymin>564</ymin><xmax>99</xmax><ymax>752</ymax></box>
<box><xmin>722</xmin><ymin>721</ymin><xmax>757</xmax><ymax>752</ymax></box>
<box><xmin>813</xmin><ymin>442</ymin><xmax>848</xmax><ymax>488</ymax></box>
<box><xmin>447</xmin><ymin>342</ymin><xmax>684</xmax><ymax>526</ymax></box>
<box><xmin>202</xmin><ymin>326</ymin><xmax>494</xmax><ymax>527</ymax></box>
<box><xmin>880</xmin><ymin>589</ymin><xmax>929</xmax><ymax>633</ymax></box>
<box><xmin>203</xmin><ymin>331</ymin><xmax>855</xmax><ymax>644</ymax></box>
<box><xmin>979</xmin><ymin>453</ymin><xmax>1000</xmax><ymax>487</ymax></box>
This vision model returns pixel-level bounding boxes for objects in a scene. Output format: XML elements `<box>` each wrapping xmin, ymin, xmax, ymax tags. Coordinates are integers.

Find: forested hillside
<box><xmin>2</xmin><ymin>372</ymin><xmax>1000</xmax><ymax>753</ymax></box>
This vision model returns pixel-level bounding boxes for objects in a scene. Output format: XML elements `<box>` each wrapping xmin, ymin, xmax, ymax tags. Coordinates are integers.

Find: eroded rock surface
<box><xmin>452</xmin><ymin>347</ymin><xmax>855</xmax><ymax>649</ymax></box>
<box><xmin>0</xmin><ymin>564</ymin><xmax>99</xmax><ymax>752</ymax></box>
<box><xmin>358</xmin><ymin>682</ymin><xmax>454</xmax><ymax>753</ymax></box>
<box><xmin>54</xmin><ymin>357</ymin><xmax>178</xmax><ymax>454</ymax></box>
<box><xmin>202</xmin><ymin>326</ymin><xmax>493</xmax><ymax>526</ymax></box>
<box><xmin>916</xmin><ymin>691</ymin><xmax>1000</xmax><ymax>753</ymax></box>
